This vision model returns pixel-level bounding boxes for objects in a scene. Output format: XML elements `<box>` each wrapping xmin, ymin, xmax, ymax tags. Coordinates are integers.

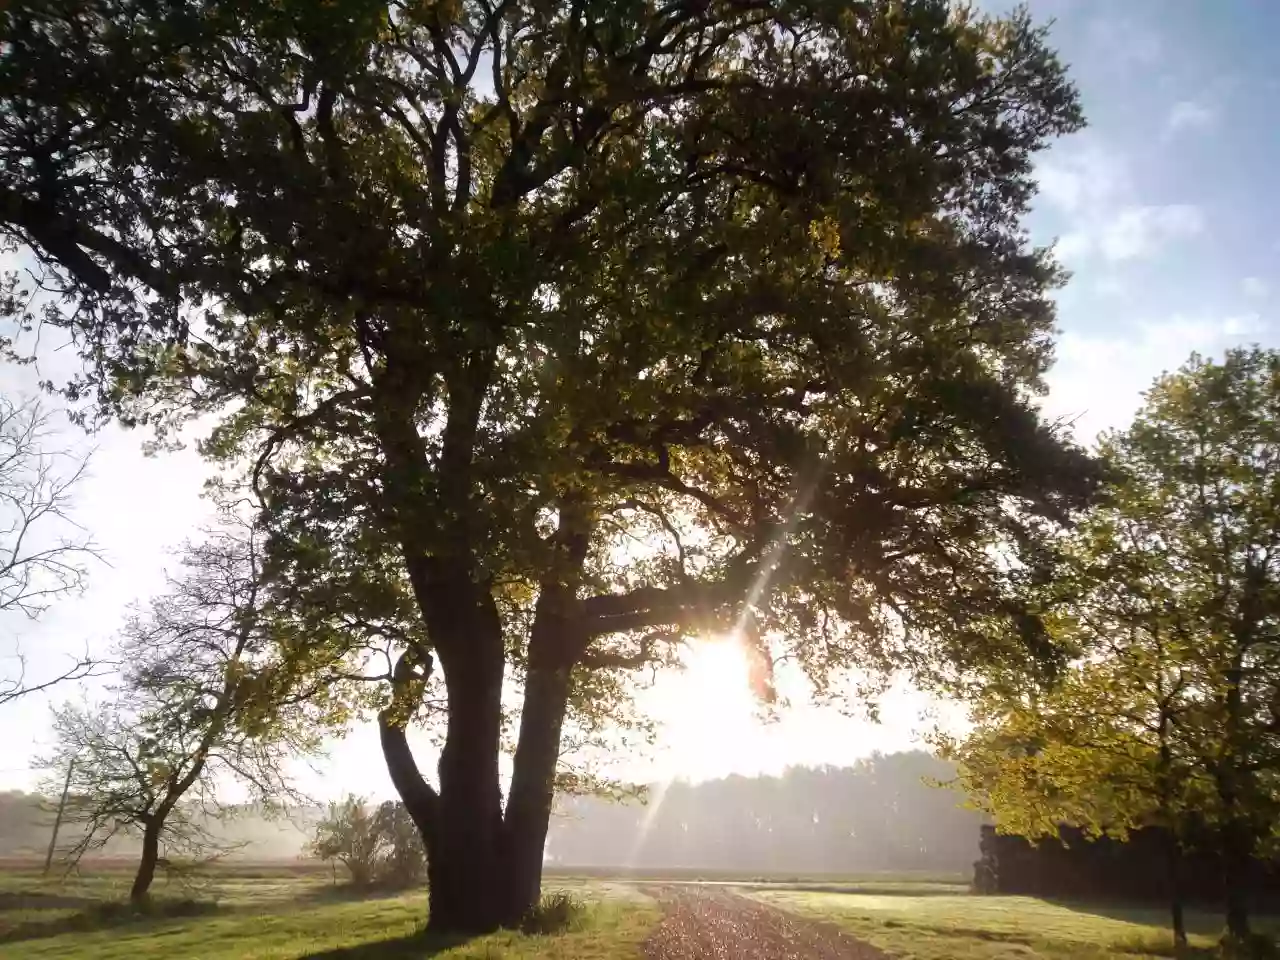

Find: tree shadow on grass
<box><xmin>1043</xmin><ymin>897</ymin><xmax>1227</xmax><ymax>937</ymax></box>
<box><xmin>0</xmin><ymin>897</ymin><xmax>220</xmax><ymax>946</ymax></box>
<box><xmin>0</xmin><ymin>891</ymin><xmax>98</xmax><ymax>911</ymax></box>
<box><xmin>300</xmin><ymin>931</ymin><xmax>474</xmax><ymax>959</ymax></box>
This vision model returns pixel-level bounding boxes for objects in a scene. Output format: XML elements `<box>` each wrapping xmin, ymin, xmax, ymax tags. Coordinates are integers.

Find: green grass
<box><xmin>0</xmin><ymin>872</ymin><xmax>659</xmax><ymax>960</ymax></box>
<box><xmin>752</xmin><ymin>889</ymin><xmax>1279</xmax><ymax>959</ymax></box>
<box><xmin>546</xmin><ymin>864</ymin><xmax>969</xmax><ymax>886</ymax></box>
<box><xmin>15</xmin><ymin>862</ymin><xmax>1277</xmax><ymax>960</ymax></box>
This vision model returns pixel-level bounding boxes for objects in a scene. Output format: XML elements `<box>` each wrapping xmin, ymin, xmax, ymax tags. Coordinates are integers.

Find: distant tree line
<box><xmin>0</xmin><ymin>751</ymin><xmax>982</xmax><ymax>877</ymax></box>
<box><xmin>975</xmin><ymin>824</ymin><xmax>1280</xmax><ymax>907</ymax></box>
<box><xmin>547</xmin><ymin>752</ymin><xmax>980</xmax><ymax>875</ymax></box>
<box><xmin>0</xmin><ymin>790</ymin><xmax>315</xmax><ymax>861</ymax></box>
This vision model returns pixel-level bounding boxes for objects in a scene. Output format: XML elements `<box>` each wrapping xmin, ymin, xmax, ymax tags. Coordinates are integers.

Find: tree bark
<box><xmin>1222</xmin><ymin>818</ymin><xmax>1252</xmax><ymax>942</ymax></box>
<box><xmin>1219</xmin><ymin>662</ymin><xmax>1252</xmax><ymax>943</ymax></box>
<box><xmin>427</xmin><ymin>626</ymin><xmax>507</xmax><ymax>935</ymax></box>
<box><xmin>498</xmin><ymin>502</ymin><xmax>593</xmax><ymax>926</ymax></box>
<box><xmin>131</xmin><ymin>819</ymin><xmax>163</xmax><ymax>904</ymax></box>
<box><xmin>502</xmin><ymin>660</ymin><xmax>572</xmax><ymax>925</ymax></box>
<box><xmin>378</xmin><ymin>652</ymin><xmax>439</xmax><ymax>850</ymax></box>
<box><xmin>379</xmin><ymin>710</ymin><xmax>438</xmax><ymax>857</ymax></box>
<box><xmin>1164</xmin><ymin>832</ymin><xmax>1186</xmax><ymax>948</ymax></box>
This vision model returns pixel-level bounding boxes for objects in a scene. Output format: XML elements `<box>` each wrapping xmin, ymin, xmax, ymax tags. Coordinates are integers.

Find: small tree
<box><xmin>310</xmin><ymin>796</ymin><xmax>383</xmax><ymax>888</ymax></box>
<box><xmin>0</xmin><ymin>394</ymin><xmax>98</xmax><ymax>707</ymax></box>
<box><xmin>45</xmin><ymin>698</ymin><xmax>244</xmax><ymax>889</ymax></box>
<box><xmin>310</xmin><ymin>795</ymin><xmax>427</xmax><ymax>888</ymax></box>
<box><xmin>40</xmin><ymin>510</ymin><xmax>327</xmax><ymax>903</ymax></box>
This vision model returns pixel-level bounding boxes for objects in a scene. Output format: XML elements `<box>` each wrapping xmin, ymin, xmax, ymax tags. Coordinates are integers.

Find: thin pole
<box><xmin>43</xmin><ymin>758</ymin><xmax>75</xmax><ymax>875</ymax></box>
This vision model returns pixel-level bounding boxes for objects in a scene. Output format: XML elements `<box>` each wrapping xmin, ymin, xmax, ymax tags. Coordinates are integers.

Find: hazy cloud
<box><xmin>1058</xmin><ymin>204</ymin><xmax>1204</xmax><ymax>264</ymax></box>
<box><xmin>1036</xmin><ymin>143</ymin><xmax>1129</xmax><ymax>215</ymax></box>
<box><xmin>1045</xmin><ymin>314</ymin><xmax>1266</xmax><ymax>441</ymax></box>
<box><xmin>1036</xmin><ymin>141</ymin><xmax>1203</xmax><ymax>265</ymax></box>
<box><xmin>1087</xmin><ymin>17</ymin><xmax>1162</xmax><ymax>67</ymax></box>
<box><xmin>1099</xmin><ymin>205</ymin><xmax>1204</xmax><ymax>261</ymax></box>
<box><xmin>1243</xmin><ymin>276</ymin><xmax>1270</xmax><ymax>298</ymax></box>
<box><xmin>1165</xmin><ymin>99</ymin><xmax>1216</xmax><ymax>137</ymax></box>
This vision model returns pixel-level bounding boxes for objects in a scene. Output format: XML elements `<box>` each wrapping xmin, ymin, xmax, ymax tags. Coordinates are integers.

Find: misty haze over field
<box><xmin>0</xmin><ymin>753</ymin><xmax>978</xmax><ymax>876</ymax></box>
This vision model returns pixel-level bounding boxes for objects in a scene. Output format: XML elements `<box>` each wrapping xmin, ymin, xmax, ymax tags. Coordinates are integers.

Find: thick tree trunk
<box><xmin>502</xmin><ymin>661</ymin><xmax>572</xmax><ymax>925</ymax></box>
<box><xmin>1164</xmin><ymin>832</ymin><xmax>1186</xmax><ymax>949</ymax></box>
<box><xmin>1222</xmin><ymin>819</ymin><xmax>1252</xmax><ymax>941</ymax></box>
<box><xmin>131</xmin><ymin>819</ymin><xmax>162</xmax><ymax>904</ymax></box>
<box><xmin>1219</xmin><ymin>664</ymin><xmax>1252</xmax><ymax>943</ymax></box>
<box><xmin>427</xmin><ymin>638</ymin><xmax>507</xmax><ymax>935</ymax></box>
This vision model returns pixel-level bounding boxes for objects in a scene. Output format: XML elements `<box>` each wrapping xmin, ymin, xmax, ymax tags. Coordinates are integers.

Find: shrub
<box><xmin>309</xmin><ymin>794</ymin><xmax>427</xmax><ymax>888</ymax></box>
<box><xmin>520</xmin><ymin>891</ymin><xmax>587</xmax><ymax>935</ymax></box>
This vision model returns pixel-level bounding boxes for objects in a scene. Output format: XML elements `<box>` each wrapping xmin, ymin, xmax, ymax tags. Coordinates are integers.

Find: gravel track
<box><xmin>642</xmin><ymin>886</ymin><xmax>888</xmax><ymax>960</ymax></box>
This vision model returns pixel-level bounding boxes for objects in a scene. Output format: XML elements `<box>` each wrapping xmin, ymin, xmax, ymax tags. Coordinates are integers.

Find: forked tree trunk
<box><xmin>502</xmin><ymin>660</ymin><xmax>573</xmax><ymax>925</ymax></box>
<box><xmin>379</xmin><ymin>618</ymin><xmax>584</xmax><ymax>935</ymax></box>
<box><xmin>131</xmin><ymin>819</ymin><xmax>163</xmax><ymax>904</ymax></box>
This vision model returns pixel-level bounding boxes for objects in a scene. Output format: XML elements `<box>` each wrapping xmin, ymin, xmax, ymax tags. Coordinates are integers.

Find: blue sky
<box><xmin>1024</xmin><ymin>0</ymin><xmax>1279</xmax><ymax>436</ymax></box>
<box><xmin>2</xmin><ymin>1</ymin><xmax>1279</xmax><ymax>796</ymax></box>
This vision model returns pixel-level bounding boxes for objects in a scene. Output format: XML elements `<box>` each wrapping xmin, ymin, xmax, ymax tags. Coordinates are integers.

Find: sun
<box><xmin>657</xmin><ymin>634</ymin><xmax>763</xmax><ymax>779</ymax></box>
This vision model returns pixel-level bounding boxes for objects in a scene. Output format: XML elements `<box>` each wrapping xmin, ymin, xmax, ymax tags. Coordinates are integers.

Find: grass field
<box><xmin>752</xmin><ymin>888</ymin><xmax>1276</xmax><ymax>959</ymax></box>
<box><xmin>0</xmin><ymin>867</ymin><xmax>659</xmax><ymax>959</ymax></box>
<box><xmin>0</xmin><ymin>862</ymin><xmax>1270</xmax><ymax>959</ymax></box>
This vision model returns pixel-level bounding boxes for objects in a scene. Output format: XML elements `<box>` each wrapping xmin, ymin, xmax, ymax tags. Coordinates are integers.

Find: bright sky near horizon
<box><xmin>2</xmin><ymin>0</ymin><xmax>1279</xmax><ymax>799</ymax></box>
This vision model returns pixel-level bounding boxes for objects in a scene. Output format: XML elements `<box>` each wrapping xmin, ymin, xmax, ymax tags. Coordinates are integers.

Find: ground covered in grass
<box><xmin>751</xmin><ymin>889</ymin><xmax>1277</xmax><ymax>960</ymax></box>
<box><xmin>5</xmin><ymin>866</ymin><xmax>1277</xmax><ymax>959</ymax></box>
<box><xmin>0</xmin><ymin>870</ymin><xmax>660</xmax><ymax>960</ymax></box>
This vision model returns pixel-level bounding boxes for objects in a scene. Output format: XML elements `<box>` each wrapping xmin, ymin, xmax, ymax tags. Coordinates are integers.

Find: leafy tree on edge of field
<box><xmin>947</xmin><ymin>347</ymin><xmax>1280</xmax><ymax>948</ymax></box>
<box><xmin>1</xmin><ymin>0</ymin><xmax>1101</xmax><ymax>932</ymax></box>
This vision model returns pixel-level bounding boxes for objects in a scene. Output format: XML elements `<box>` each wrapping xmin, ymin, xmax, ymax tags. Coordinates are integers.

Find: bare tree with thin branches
<box><xmin>39</xmin><ymin>508</ymin><xmax>324</xmax><ymax>902</ymax></box>
<box><xmin>0</xmin><ymin>394</ymin><xmax>99</xmax><ymax>707</ymax></box>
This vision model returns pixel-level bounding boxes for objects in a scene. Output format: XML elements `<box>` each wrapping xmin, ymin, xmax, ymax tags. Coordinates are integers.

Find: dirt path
<box><xmin>642</xmin><ymin>886</ymin><xmax>888</xmax><ymax>960</ymax></box>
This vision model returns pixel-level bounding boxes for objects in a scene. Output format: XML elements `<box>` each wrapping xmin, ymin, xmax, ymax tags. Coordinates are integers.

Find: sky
<box><xmin>2</xmin><ymin>0</ymin><xmax>1279</xmax><ymax>799</ymax></box>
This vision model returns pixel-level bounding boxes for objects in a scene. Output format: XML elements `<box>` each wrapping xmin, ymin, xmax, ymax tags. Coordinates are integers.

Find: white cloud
<box><xmin>1036</xmin><ymin>144</ymin><xmax>1129</xmax><ymax>216</ymax></box>
<box><xmin>1094</xmin><ymin>275</ymin><xmax>1127</xmax><ymax>298</ymax></box>
<box><xmin>1098</xmin><ymin>205</ymin><xmax>1204</xmax><ymax>261</ymax></box>
<box><xmin>1221</xmin><ymin>313</ymin><xmax>1263</xmax><ymax>336</ymax></box>
<box><xmin>1036</xmin><ymin>141</ymin><xmax>1204</xmax><ymax>266</ymax></box>
<box><xmin>1087</xmin><ymin>17</ymin><xmax>1162</xmax><ymax>67</ymax></box>
<box><xmin>1045</xmin><ymin>314</ymin><xmax>1267</xmax><ymax>441</ymax></box>
<box><xmin>1165</xmin><ymin>99</ymin><xmax>1216</xmax><ymax>137</ymax></box>
<box><xmin>1243</xmin><ymin>276</ymin><xmax>1270</xmax><ymax>299</ymax></box>
<box><xmin>1057</xmin><ymin>204</ymin><xmax>1204</xmax><ymax>264</ymax></box>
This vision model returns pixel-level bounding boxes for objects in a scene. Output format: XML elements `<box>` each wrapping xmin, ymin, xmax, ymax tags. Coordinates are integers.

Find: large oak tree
<box><xmin>2</xmin><ymin>0</ymin><xmax>1099</xmax><ymax>932</ymax></box>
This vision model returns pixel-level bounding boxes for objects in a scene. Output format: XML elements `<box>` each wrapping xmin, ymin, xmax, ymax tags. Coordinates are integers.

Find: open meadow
<box><xmin>0</xmin><ymin>863</ymin><xmax>1268</xmax><ymax>960</ymax></box>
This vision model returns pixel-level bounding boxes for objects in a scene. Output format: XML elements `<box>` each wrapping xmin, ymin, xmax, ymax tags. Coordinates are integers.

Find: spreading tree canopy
<box><xmin>2</xmin><ymin>0</ymin><xmax>1099</xmax><ymax>931</ymax></box>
